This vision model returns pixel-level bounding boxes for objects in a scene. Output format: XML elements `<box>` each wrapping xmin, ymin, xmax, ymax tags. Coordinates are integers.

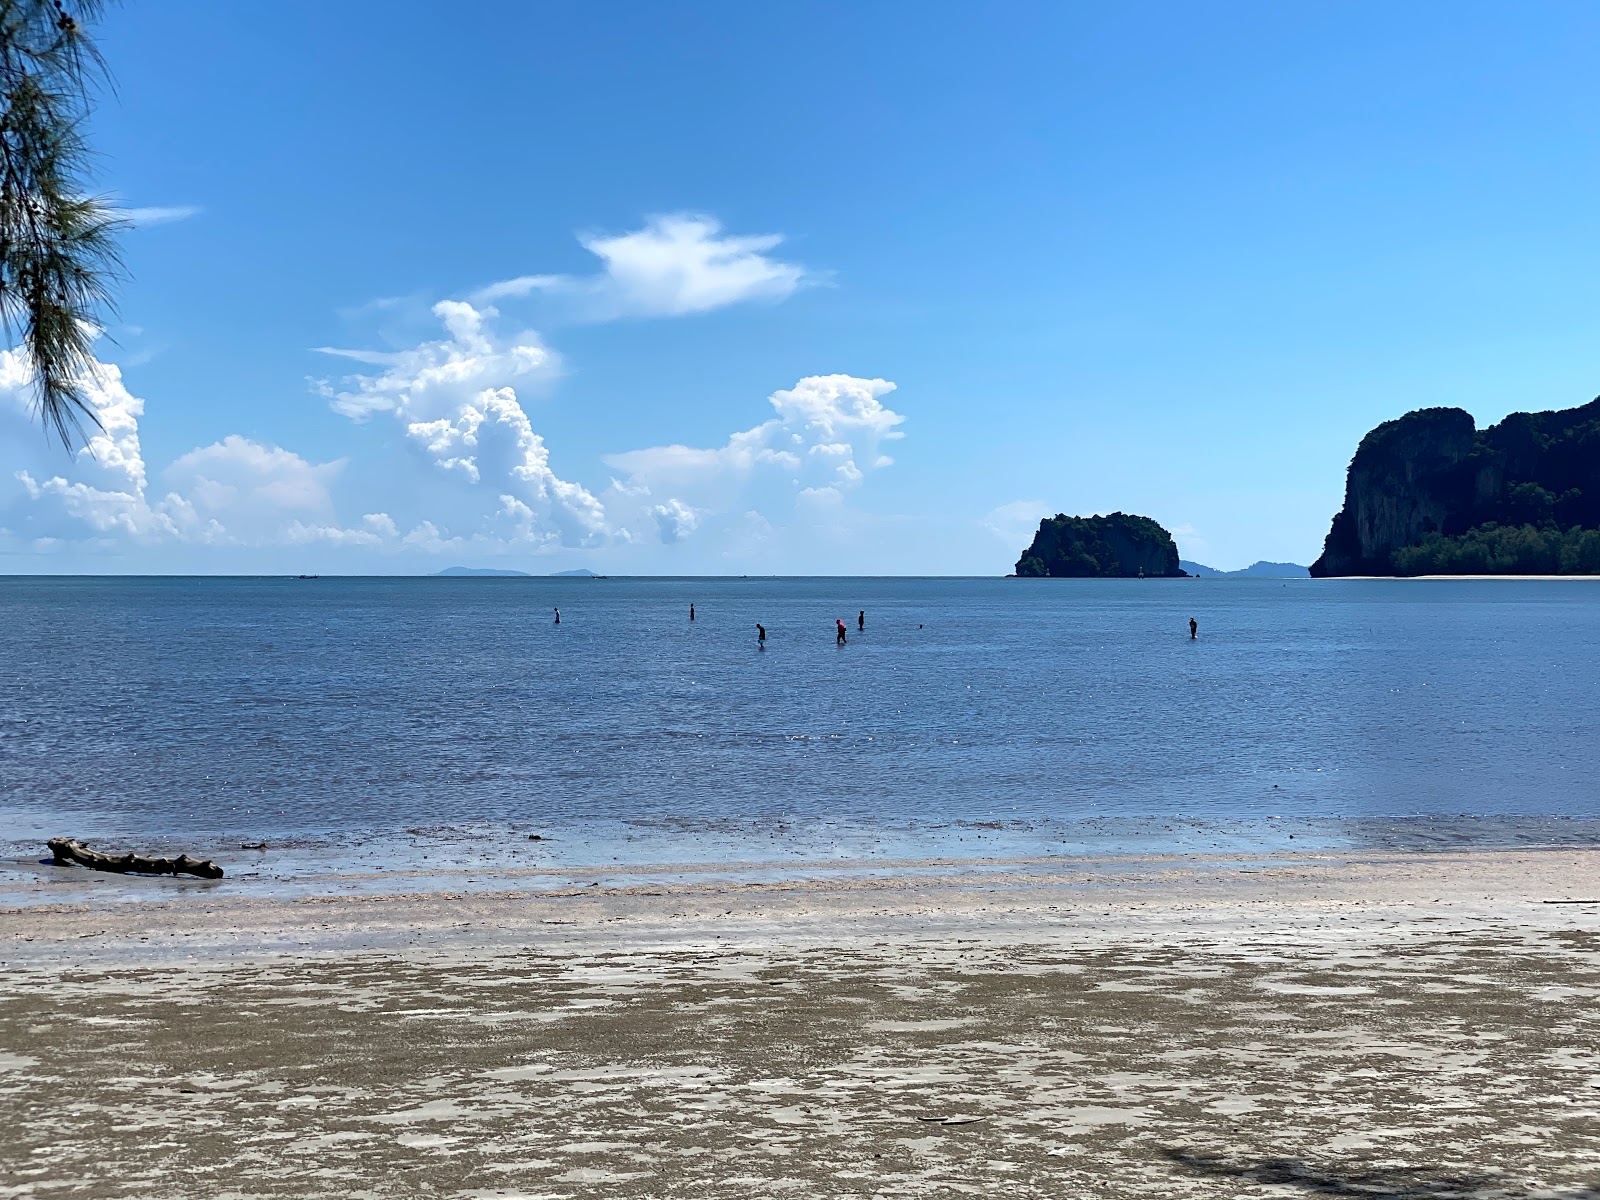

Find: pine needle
<box><xmin>0</xmin><ymin>0</ymin><xmax>122</xmax><ymax>448</ymax></box>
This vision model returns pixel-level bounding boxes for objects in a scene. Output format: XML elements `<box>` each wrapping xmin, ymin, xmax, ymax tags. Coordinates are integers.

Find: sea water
<box><xmin>3</xmin><ymin>576</ymin><xmax>1599</xmax><ymax>874</ymax></box>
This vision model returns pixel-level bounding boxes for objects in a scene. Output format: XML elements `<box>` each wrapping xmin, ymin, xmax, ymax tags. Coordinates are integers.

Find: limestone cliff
<box><xmin>1311</xmin><ymin>396</ymin><xmax>1600</xmax><ymax>576</ymax></box>
<box><xmin>1014</xmin><ymin>513</ymin><xmax>1186</xmax><ymax>578</ymax></box>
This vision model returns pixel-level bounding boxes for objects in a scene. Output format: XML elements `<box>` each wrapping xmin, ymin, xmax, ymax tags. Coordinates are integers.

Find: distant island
<box><xmin>1014</xmin><ymin>512</ymin><xmax>1186</xmax><ymax>578</ymax></box>
<box><xmin>1181</xmin><ymin>560</ymin><xmax>1309</xmax><ymax>579</ymax></box>
<box><xmin>550</xmin><ymin>568</ymin><xmax>599</xmax><ymax>577</ymax></box>
<box><xmin>1311</xmin><ymin>396</ymin><xmax>1600</xmax><ymax>576</ymax></box>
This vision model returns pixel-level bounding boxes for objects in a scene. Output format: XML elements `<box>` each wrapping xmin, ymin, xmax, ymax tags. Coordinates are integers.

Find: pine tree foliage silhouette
<box><xmin>0</xmin><ymin>0</ymin><xmax>120</xmax><ymax>447</ymax></box>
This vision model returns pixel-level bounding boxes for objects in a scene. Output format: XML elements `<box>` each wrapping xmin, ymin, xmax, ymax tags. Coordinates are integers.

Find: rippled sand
<box><xmin>3</xmin><ymin>848</ymin><xmax>1599</xmax><ymax>1198</ymax></box>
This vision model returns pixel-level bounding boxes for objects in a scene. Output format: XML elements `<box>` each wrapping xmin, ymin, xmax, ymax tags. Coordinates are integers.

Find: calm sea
<box><xmin>4</xmin><ymin>576</ymin><xmax>1600</xmax><ymax>875</ymax></box>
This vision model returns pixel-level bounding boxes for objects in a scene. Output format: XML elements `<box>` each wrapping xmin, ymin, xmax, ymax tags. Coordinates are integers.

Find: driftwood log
<box><xmin>47</xmin><ymin>837</ymin><xmax>224</xmax><ymax>880</ymax></box>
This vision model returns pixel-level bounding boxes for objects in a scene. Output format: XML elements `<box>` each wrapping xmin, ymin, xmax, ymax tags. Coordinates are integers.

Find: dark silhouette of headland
<box><xmin>1312</xmin><ymin>395</ymin><xmax>1600</xmax><ymax>576</ymax></box>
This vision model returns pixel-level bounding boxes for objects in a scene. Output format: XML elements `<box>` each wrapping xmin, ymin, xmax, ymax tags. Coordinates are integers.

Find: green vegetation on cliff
<box><xmin>1312</xmin><ymin>396</ymin><xmax>1600</xmax><ymax>576</ymax></box>
<box><xmin>1391</xmin><ymin>525</ymin><xmax>1600</xmax><ymax>576</ymax></box>
<box><xmin>1014</xmin><ymin>512</ymin><xmax>1186</xmax><ymax>578</ymax></box>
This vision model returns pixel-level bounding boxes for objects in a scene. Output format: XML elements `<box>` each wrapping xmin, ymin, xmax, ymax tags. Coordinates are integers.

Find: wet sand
<box><xmin>3</xmin><ymin>847</ymin><xmax>1600</xmax><ymax>1198</ymax></box>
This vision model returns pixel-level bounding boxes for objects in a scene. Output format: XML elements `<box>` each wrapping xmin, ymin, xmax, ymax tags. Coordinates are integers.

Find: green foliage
<box><xmin>0</xmin><ymin>0</ymin><xmax>122</xmax><ymax>447</ymax></box>
<box><xmin>1391</xmin><ymin>523</ymin><xmax>1600</xmax><ymax>576</ymax></box>
<box><xmin>1015</xmin><ymin>555</ymin><xmax>1047</xmax><ymax>578</ymax></box>
<box><xmin>1013</xmin><ymin>512</ymin><xmax>1184</xmax><ymax>578</ymax></box>
<box><xmin>1504</xmin><ymin>481</ymin><xmax>1556</xmax><ymax>526</ymax></box>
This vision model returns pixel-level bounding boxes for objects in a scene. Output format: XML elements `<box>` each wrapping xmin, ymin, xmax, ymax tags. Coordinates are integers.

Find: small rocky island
<box><xmin>1013</xmin><ymin>512</ymin><xmax>1187</xmax><ymax>578</ymax></box>
<box><xmin>1311</xmin><ymin>396</ymin><xmax>1600</xmax><ymax>576</ymax></box>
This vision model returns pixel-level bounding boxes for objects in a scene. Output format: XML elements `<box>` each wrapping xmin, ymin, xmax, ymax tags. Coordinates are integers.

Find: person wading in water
<box><xmin>1189</xmin><ymin>617</ymin><xmax>1197</xmax><ymax>639</ymax></box>
<box><xmin>858</xmin><ymin>610</ymin><xmax>865</xmax><ymax>631</ymax></box>
<box><xmin>756</xmin><ymin>623</ymin><xmax>766</xmax><ymax>648</ymax></box>
<box><xmin>554</xmin><ymin>607</ymin><xmax>560</xmax><ymax>625</ymax></box>
<box><xmin>690</xmin><ymin>603</ymin><xmax>695</xmax><ymax>622</ymax></box>
<box><xmin>836</xmin><ymin>618</ymin><xmax>848</xmax><ymax>645</ymax></box>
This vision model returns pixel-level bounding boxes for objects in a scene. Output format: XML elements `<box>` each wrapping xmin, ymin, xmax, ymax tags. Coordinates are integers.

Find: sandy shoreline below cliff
<box><xmin>1337</xmin><ymin>575</ymin><xmax>1600</xmax><ymax>582</ymax></box>
<box><xmin>4</xmin><ymin>847</ymin><xmax>1600</xmax><ymax>1198</ymax></box>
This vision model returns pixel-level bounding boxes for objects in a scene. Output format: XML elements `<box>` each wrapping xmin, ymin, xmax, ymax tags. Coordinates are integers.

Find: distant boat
<box><xmin>295</xmin><ymin>574</ymin><xmax>320</xmax><ymax>580</ymax></box>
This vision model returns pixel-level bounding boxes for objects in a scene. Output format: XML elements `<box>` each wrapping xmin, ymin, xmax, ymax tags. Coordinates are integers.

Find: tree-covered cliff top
<box><xmin>1014</xmin><ymin>512</ymin><xmax>1186</xmax><ymax>578</ymax></box>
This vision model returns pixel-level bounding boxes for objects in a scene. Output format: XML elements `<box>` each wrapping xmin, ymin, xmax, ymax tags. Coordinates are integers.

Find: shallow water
<box><xmin>3</xmin><ymin>576</ymin><xmax>1599</xmax><ymax>869</ymax></box>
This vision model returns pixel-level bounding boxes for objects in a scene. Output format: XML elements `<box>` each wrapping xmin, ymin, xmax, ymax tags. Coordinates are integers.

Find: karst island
<box><xmin>1312</xmin><ymin>394</ymin><xmax>1600</xmax><ymax>576</ymax></box>
<box><xmin>1012</xmin><ymin>512</ymin><xmax>1187</xmax><ymax>577</ymax></box>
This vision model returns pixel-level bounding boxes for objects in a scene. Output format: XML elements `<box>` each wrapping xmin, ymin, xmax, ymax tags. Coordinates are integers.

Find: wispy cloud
<box><xmin>121</xmin><ymin>345</ymin><xmax>165</xmax><ymax>368</ymax></box>
<box><xmin>121</xmin><ymin>205</ymin><xmax>202</xmax><ymax>228</ymax></box>
<box><xmin>982</xmin><ymin>500</ymin><xmax>1051</xmax><ymax>545</ymax></box>
<box><xmin>336</xmin><ymin>293</ymin><xmax>426</xmax><ymax>320</ymax></box>
<box><xmin>312</xmin><ymin>347</ymin><xmax>404</xmax><ymax>367</ymax></box>
<box><xmin>471</xmin><ymin>214</ymin><xmax>815</xmax><ymax>320</ymax></box>
<box><xmin>470</xmin><ymin>274</ymin><xmax>567</xmax><ymax>304</ymax></box>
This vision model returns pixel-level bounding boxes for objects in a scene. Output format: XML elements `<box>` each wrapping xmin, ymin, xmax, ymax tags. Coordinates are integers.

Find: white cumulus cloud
<box><xmin>601</xmin><ymin>374</ymin><xmax>903</xmax><ymax>545</ymax></box>
<box><xmin>315</xmin><ymin>301</ymin><xmax>606</xmax><ymax>548</ymax></box>
<box><xmin>606</xmin><ymin>375</ymin><xmax>902</xmax><ymax>489</ymax></box>
<box><xmin>0</xmin><ymin>349</ymin><xmax>384</xmax><ymax>550</ymax></box>
<box><xmin>3</xmin><ymin>350</ymin><xmax>214</xmax><ymax>542</ymax></box>
<box><xmin>649</xmin><ymin>498</ymin><xmax>700</xmax><ymax>544</ymax></box>
<box><xmin>3</xmin><ymin>209</ymin><xmax>889</xmax><ymax>566</ymax></box>
<box><xmin>164</xmin><ymin>435</ymin><xmax>349</xmax><ymax>544</ymax></box>
<box><xmin>315</xmin><ymin>299</ymin><xmax>558</xmax><ymax>421</ymax></box>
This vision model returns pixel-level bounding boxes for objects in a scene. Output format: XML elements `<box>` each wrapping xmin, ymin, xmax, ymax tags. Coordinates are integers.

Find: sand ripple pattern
<box><xmin>4</xmin><ymin>932</ymin><xmax>1600</xmax><ymax>1197</ymax></box>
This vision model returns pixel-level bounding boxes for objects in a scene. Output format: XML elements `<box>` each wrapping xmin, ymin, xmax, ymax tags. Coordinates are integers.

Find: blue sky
<box><xmin>5</xmin><ymin>0</ymin><xmax>1600</xmax><ymax>573</ymax></box>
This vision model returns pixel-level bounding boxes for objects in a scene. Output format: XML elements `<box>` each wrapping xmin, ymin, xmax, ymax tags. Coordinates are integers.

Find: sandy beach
<box><xmin>2</xmin><ymin>846</ymin><xmax>1599</xmax><ymax>1197</ymax></box>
